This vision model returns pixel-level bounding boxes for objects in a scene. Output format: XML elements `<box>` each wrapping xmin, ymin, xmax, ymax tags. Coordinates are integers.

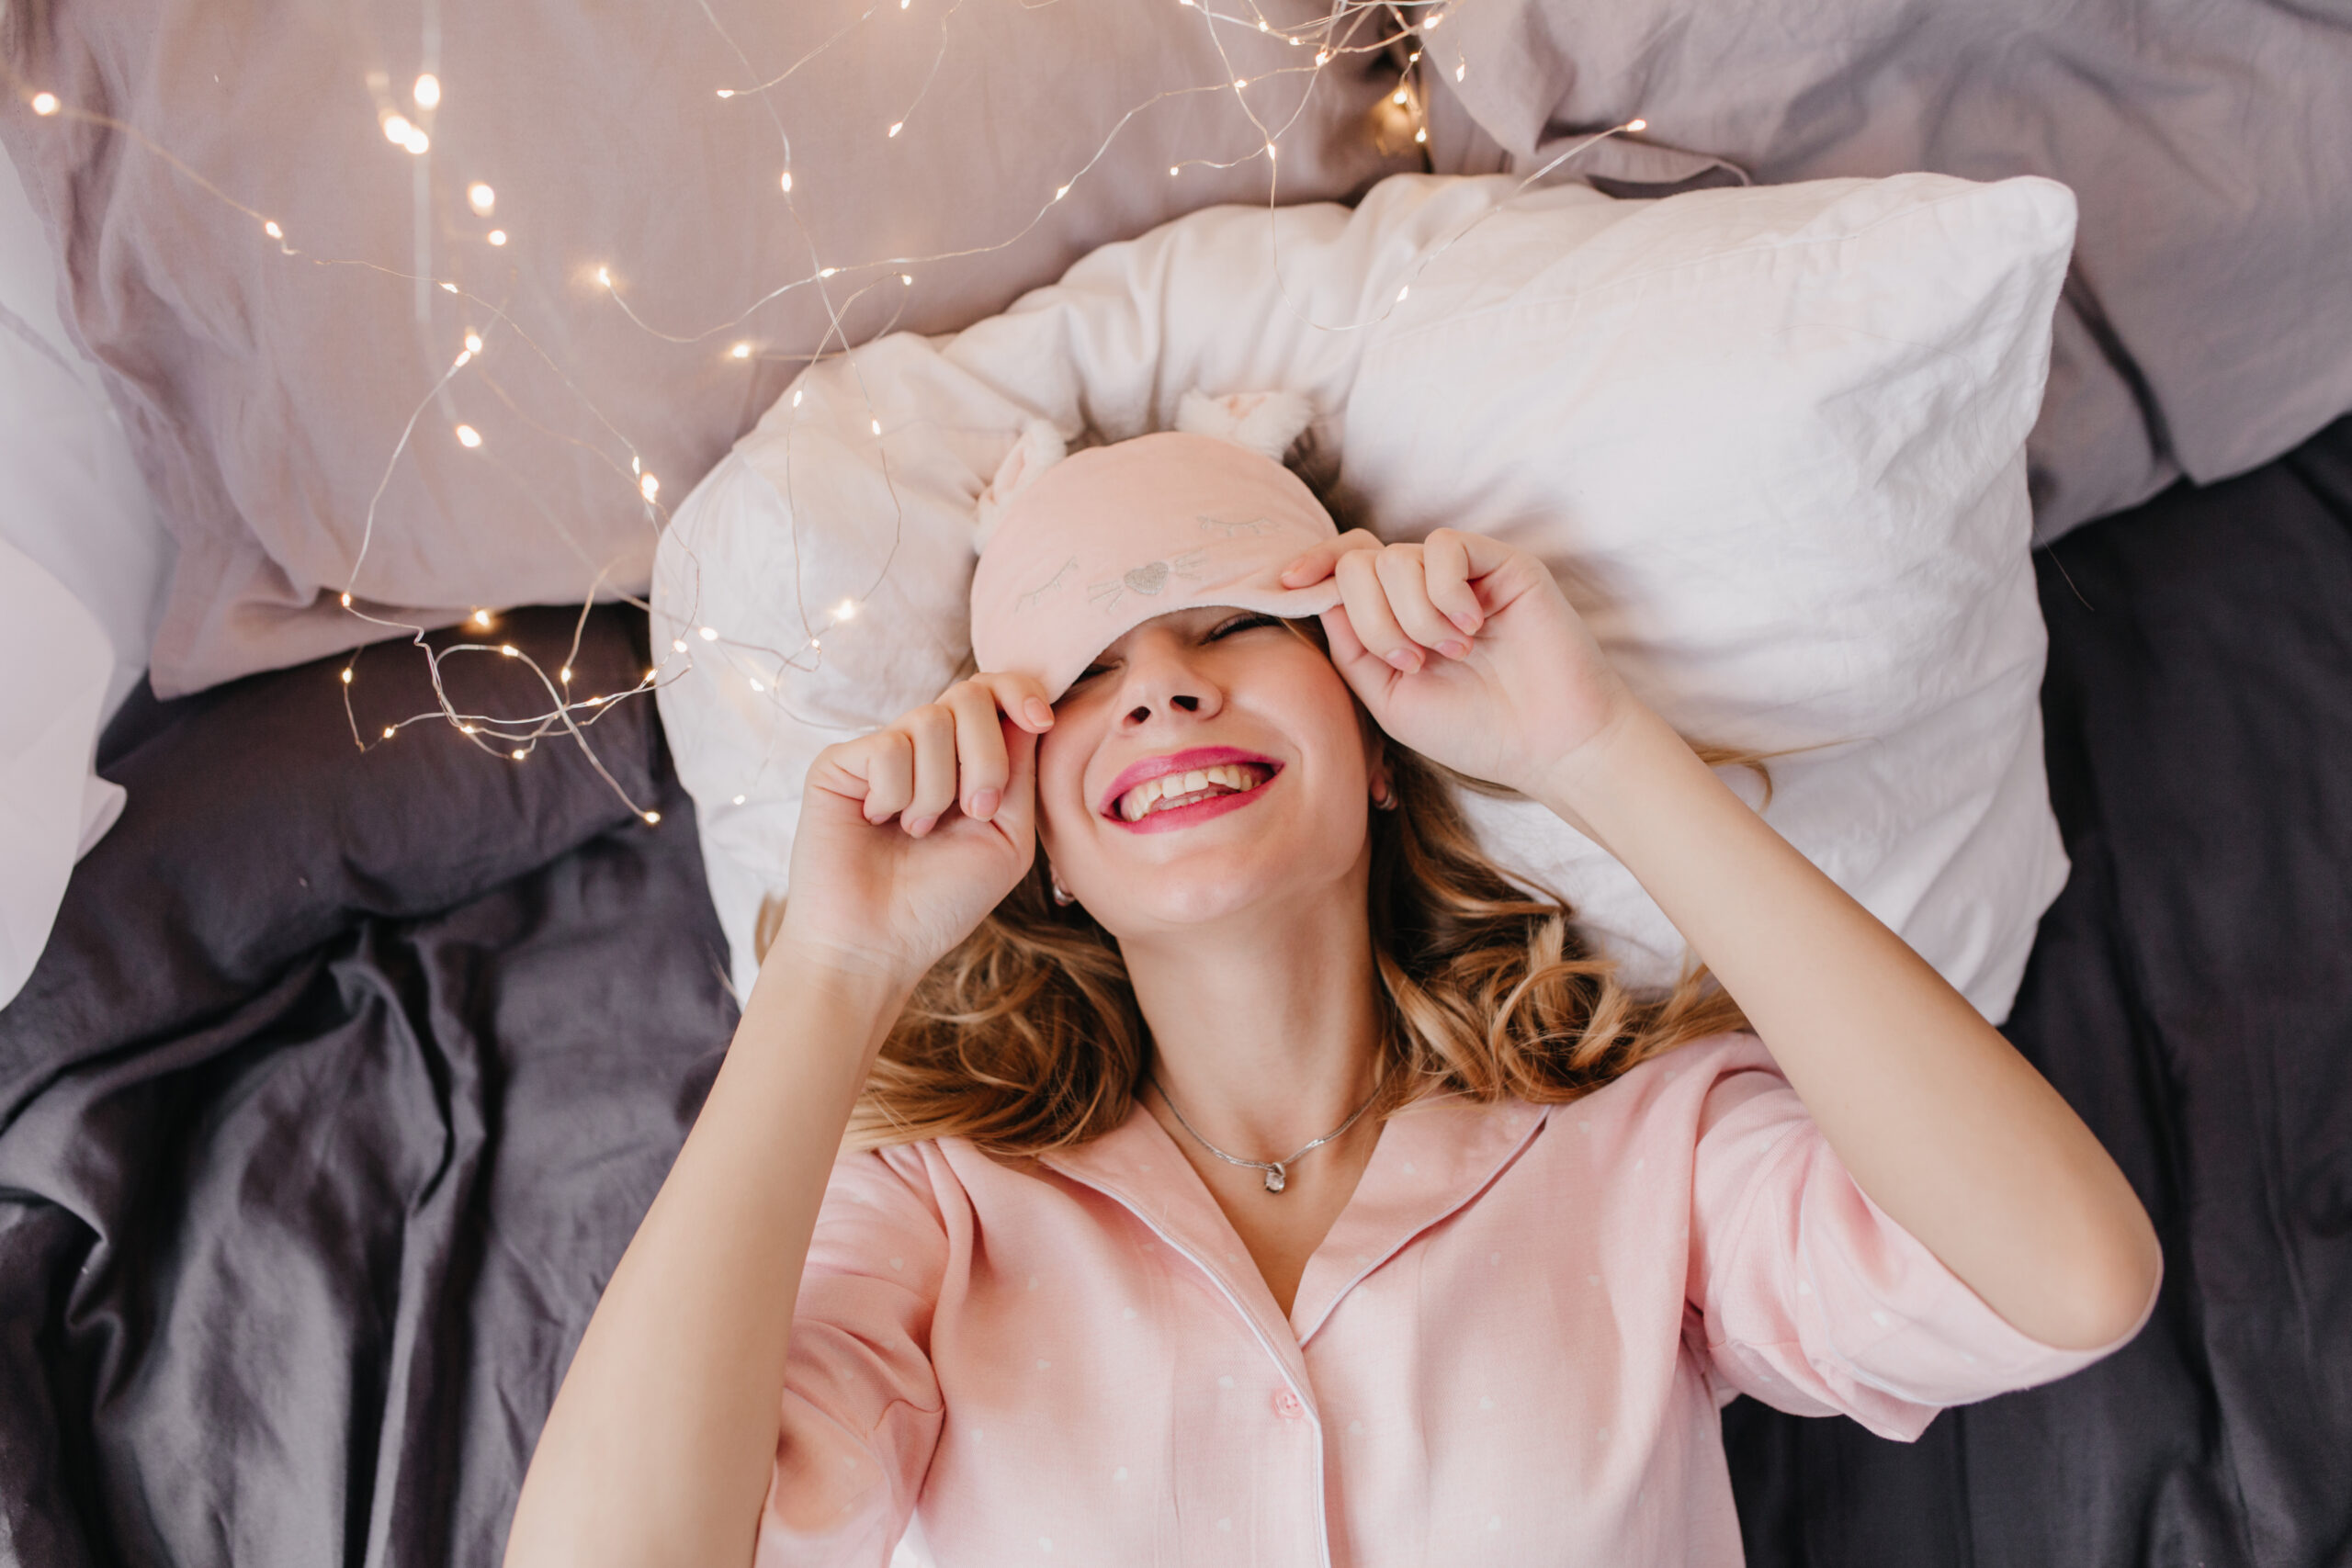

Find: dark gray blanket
<box><xmin>2</xmin><ymin>425</ymin><xmax>2348</xmax><ymax>1563</ymax></box>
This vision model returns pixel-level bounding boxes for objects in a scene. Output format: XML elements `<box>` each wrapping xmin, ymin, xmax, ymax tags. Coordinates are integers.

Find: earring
<box><xmin>1371</xmin><ymin>780</ymin><xmax>1399</xmax><ymax>811</ymax></box>
<box><xmin>1050</xmin><ymin>872</ymin><xmax>1077</xmax><ymax>906</ymax></box>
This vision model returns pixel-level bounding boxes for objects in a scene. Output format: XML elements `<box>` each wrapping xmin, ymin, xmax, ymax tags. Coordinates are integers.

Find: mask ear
<box><xmin>973</xmin><ymin>418</ymin><xmax>1069</xmax><ymax>554</ymax></box>
<box><xmin>1175</xmin><ymin>388</ymin><xmax>1316</xmax><ymax>462</ymax></box>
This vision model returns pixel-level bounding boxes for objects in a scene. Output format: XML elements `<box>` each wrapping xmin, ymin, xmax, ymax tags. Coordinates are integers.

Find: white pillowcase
<box><xmin>654</xmin><ymin>171</ymin><xmax>2075</xmax><ymax>1021</ymax></box>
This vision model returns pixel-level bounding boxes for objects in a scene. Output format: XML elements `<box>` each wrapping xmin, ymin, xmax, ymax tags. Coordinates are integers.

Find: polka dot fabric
<box><xmin>755</xmin><ymin>1033</ymin><xmax>2154</xmax><ymax>1565</ymax></box>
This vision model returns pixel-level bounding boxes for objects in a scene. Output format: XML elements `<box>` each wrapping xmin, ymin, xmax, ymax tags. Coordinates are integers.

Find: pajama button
<box><xmin>1273</xmin><ymin>1389</ymin><xmax>1304</xmax><ymax>1419</ymax></box>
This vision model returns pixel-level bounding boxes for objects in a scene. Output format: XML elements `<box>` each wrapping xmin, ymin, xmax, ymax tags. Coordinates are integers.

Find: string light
<box><xmin>732</xmin><ymin>794</ymin><xmax>747</xmax><ymax>805</ymax></box>
<box><xmin>512</xmin><ymin>747</ymin><xmax>527</xmax><ymax>760</ymax></box>
<box><xmin>487</xmin><ymin>230</ymin><xmax>507</xmax><ymax>246</ymax></box>
<box><xmin>673</xmin><ymin>637</ymin><xmax>688</xmax><ymax>652</ymax></box>
<box><xmin>1628</xmin><ymin>118</ymin><xmax>1648</xmax><ymax>132</ymax></box>
<box><xmin>341</xmin><ymin>592</ymin><xmax>353</xmax><ymax>608</ymax></box>
<box><xmin>474</xmin><ymin>609</ymin><xmax>493</xmax><ymax>626</ymax></box>
<box><xmin>560</xmin><ymin>666</ymin><xmax>572</xmax><ymax>682</ymax></box>
<box><xmin>779</xmin><ymin>170</ymin><xmax>793</xmax><ymax>193</ymax></box>
<box><xmin>456</xmin><ymin>423</ymin><xmax>482</xmax><ymax>447</ymax></box>
<box><xmin>464</xmin><ymin>331</ymin><xmax>484</xmax><ymax>354</ymax></box>
<box><xmin>1455</xmin><ymin>60</ymin><xmax>1465</xmax><ymax>81</ymax></box>
<box><xmin>642</xmin><ymin>810</ymin><xmax>662</xmax><ymax>824</ymax></box>
<box><xmin>340</xmin><ymin>668</ymin><xmax>354</xmax><ymax>684</ymax></box>
<box><xmin>382</xmin><ymin>114</ymin><xmax>414</xmax><ymax>145</ymax></box>
<box><xmin>264</xmin><ymin>220</ymin><xmax>284</xmax><ymax>239</ymax></box>
<box><xmin>749</xmin><ymin>676</ymin><xmax>763</xmax><ymax>691</ymax></box>
<box><xmin>439</xmin><ymin>281</ymin><xmax>458</xmax><ymax>293</ymax></box>
<box><xmin>730</xmin><ymin>342</ymin><xmax>752</xmax><ymax>358</ymax></box>
<box><xmin>639</xmin><ymin>472</ymin><xmax>661</xmax><ymax>502</ymax></box>
<box><xmin>791</xmin><ymin>388</ymin><xmax>803</xmax><ymax>407</ymax></box>
<box><xmin>30</xmin><ymin>93</ymin><xmax>59</xmax><ymax>116</ymax></box>
<box><xmin>468</xmin><ymin>182</ymin><xmax>495</xmax><ymax>215</ymax></box>
<box><xmin>834</xmin><ymin>598</ymin><xmax>860</xmax><ymax>619</ymax></box>
<box><xmin>899</xmin><ymin>274</ymin><xmax>912</xmax><ymax>286</ymax></box>
<box><xmin>501</xmin><ymin>643</ymin><xmax>520</xmax><ymax>657</ymax></box>
<box><xmin>1053</xmin><ymin>185</ymin><xmax>1069</xmax><ymax>200</ymax></box>
<box><xmin>888</xmin><ymin>121</ymin><xmax>904</xmax><ymax>137</ymax></box>
<box><xmin>595</xmin><ymin>265</ymin><xmax>612</xmax><ymax>288</ymax></box>
<box><xmin>413</xmin><ymin>73</ymin><xmax>441</xmax><ymax>108</ymax></box>
<box><xmin>405</xmin><ymin>130</ymin><xmax>430</xmax><ymax>155</ymax></box>
<box><xmin>870</xmin><ymin>418</ymin><xmax>882</xmax><ymax>434</ymax></box>
<box><xmin>1397</xmin><ymin>285</ymin><xmax>1410</xmax><ymax>300</ymax></box>
<box><xmin>717</xmin><ymin>88</ymin><xmax>736</xmax><ymax>98</ymax></box>
<box><xmin>698</xmin><ymin>626</ymin><xmax>718</xmax><ymax>641</ymax></box>
<box><xmin>382</xmin><ymin>726</ymin><xmax>397</xmax><ymax>739</ymax></box>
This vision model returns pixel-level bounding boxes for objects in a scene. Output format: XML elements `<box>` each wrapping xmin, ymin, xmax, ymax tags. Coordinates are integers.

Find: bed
<box><xmin>2</xmin><ymin>0</ymin><xmax>2347</xmax><ymax>1562</ymax></box>
<box><xmin>0</xmin><ymin>421</ymin><xmax>2340</xmax><ymax>1565</ymax></box>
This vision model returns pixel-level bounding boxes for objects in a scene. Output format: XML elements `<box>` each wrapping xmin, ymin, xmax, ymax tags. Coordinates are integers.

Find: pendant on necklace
<box><xmin>1263</xmin><ymin>1162</ymin><xmax>1287</xmax><ymax>1193</ymax></box>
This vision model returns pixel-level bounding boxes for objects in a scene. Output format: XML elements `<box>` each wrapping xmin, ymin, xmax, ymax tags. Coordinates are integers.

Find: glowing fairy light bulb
<box><xmin>1170</xmin><ymin>165</ymin><xmax>1180</xmax><ymax>176</ymax></box>
<box><xmin>473</xmin><ymin>609</ymin><xmax>493</xmax><ymax>626</ymax></box>
<box><xmin>1266</xmin><ymin>141</ymin><xmax>1278</xmax><ymax>160</ymax></box>
<box><xmin>779</xmin><ymin>169</ymin><xmax>793</xmax><ymax>193</ymax></box>
<box><xmin>1053</xmin><ymin>184</ymin><xmax>1070</xmax><ymax>201</ymax></box>
<box><xmin>1258</xmin><ymin>17</ymin><xmax>1269</xmax><ymax>29</ymax></box>
<box><xmin>1315</xmin><ymin>49</ymin><xmax>1330</xmax><ymax>65</ymax></box>
<box><xmin>595</xmin><ymin>265</ymin><xmax>612</xmax><ymax>288</ymax></box>
<box><xmin>716</xmin><ymin>88</ymin><xmax>736</xmax><ymax>98</ymax></box>
<box><xmin>870</xmin><ymin>418</ymin><xmax>883</xmax><ymax>435</ymax></box>
<box><xmin>1233</xmin><ymin>77</ymin><xmax>1249</xmax><ymax>89</ymax></box>
<box><xmin>673</xmin><ymin>637</ymin><xmax>688</xmax><ymax>653</ymax></box>
<box><xmin>31</xmin><ymin>93</ymin><xmax>59</xmax><ymax>115</ymax></box>
<box><xmin>899</xmin><ymin>274</ymin><xmax>912</xmax><ymax>286</ymax></box>
<box><xmin>1415</xmin><ymin>127</ymin><xmax>1427</xmax><ymax>143</ymax></box>
<box><xmin>631</xmin><ymin>455</ymin><xmax>641</xmax><ymax>474</ymax></box>
<box><xmin>697</xmin><ymin>626</ymin><xmax>718</xmax><ymax>641</ymax></box>
<box><xmin>340</xmin><ymin>592</ymin><xmax>353</xmax><ymax>607</ymax></box>
<box><xmin>560</xmin><ymin>666</ymin><xmax>572</xmax><ymax>682</ymax></box>
<box><xmin>641</xmin><ymin>810</ymin><xmax>662</xmax><ymax>825</ymax></box>
<box><xmin>1627</xmin><ymin>118</ymin><xmax>1648</xmax><ymax>132</ymax></box>
<box><xmin>511</xmin><ymin>747</ymin><xmax>527</xmax><ymax>761</ymax></box>
<box><xmin>888</xmin><ymin>121</ymin><xmax>904</xmax><ymax>137</ymax></box>
<box><xmin>487</xmin><ymin>230</ymin><xmax>507</xmax><ymax>246</ymax></box>
<box><xmin>732</xmin><ymin>794</ymin><xmax>747</xmax><ymax>806</ymax></box>
<box><xmin>452</xmin><ymin>349</ymin><xmax>473</xmax><ymax>369</ymax></box>
<box><xmin>413</xmin><ymin>73</ymin><xmax>441</xmax><ymax>108</ymax></box>
<box><xmin>1456</xmin><ymin>60</ymin><xmax>1466</xmax><ymax>81</ymax></box>
<box><xmin>439</xmin><ymin>281</ymin><xmax>458</xmax><ymax>293</ymax></box>
<box><xmin>834</xmin><ymin>598</ymin><xmax>860</xmax><ymax>619</ymax></box>
<box><xmin>1392</xmin><ymin>89</ymin><xmax>1408</xmax><ymax>106</ymax></box>
<box><xmin>464</xmin><ymin>331</ymin><xmax>483</xmax><ymax>354</ymax></box>
<box><xmin>340</xmin><ymin>668</ymin><xmax>354</xmax><ymax>684</ymax></box>
<box><xmin>403</xmin><ymin>128</ymin><xmax>431</xmax><ymax>155</ymax></box>
<box><xmin>383</xmin><ymin>114</ymin><xmax>414</xmax><ymax>145</ymax></box>
<box><xmin>730</xmin><ymin>342</ymin><xmax>752</xmax><ymax>359</ymax></box>
<box><xmin>791</xmin><ymin>388</ymin><xmax>803</xmax><ymax>407</ymax></box>
<box><xmin>468</xmin><ymin>182</ymin><xmax>495</xmax><ymax>215</ymax></box>
<box><xmin>749</xmin><ymin>677</ymin><xmax>763</xmax><ymax>692</ymax></box>
<box><xmin>639</xmin><ymin>472</ymin><xmax>661</xmax><ymax>502</ymax></box>
<box><xmin>264</xmin><ymin>220</ymin><xmax>283</xmax><ymax>239</ymax></box>
<box><xmin>382</xmin><ymin>726</ymin><xmax>397</xmax><ymax>739</ymax></box>
<box><xmin>818</xmin><ymin>265</ymin><xmax>839</xmax><ymax>277</ymax></box>
<box><xmin>455</xmin><ymin>423</ymin><xmax>482</xmax><ymax>447</ymax></box>
<box><xmin>500</xmin><ymin>643</ymin><xmax>520</xmax><ymax>658</ymax></box>
<box><xmin>1397</xmin><ymin>285</ymin><xmax>1410</xmax><ymax>301</ymax></box>
<box><xmin>460</xmin><ymin>723</ymin><xmax>478</xmax><ymax>733</ymax></box>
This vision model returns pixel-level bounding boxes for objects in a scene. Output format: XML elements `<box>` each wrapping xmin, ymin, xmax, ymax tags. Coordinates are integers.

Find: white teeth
<box><xmin>1116</xmin><ymin>761</ymin><xmax>1268</xmax><ymax>821</ymax></box>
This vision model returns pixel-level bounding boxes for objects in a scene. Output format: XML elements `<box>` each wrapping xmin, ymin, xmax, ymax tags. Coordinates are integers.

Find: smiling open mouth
<box><xmin>1114</xmin><ymin>761</ymin><xmax>1276</xmax><ymax>823</ymax></box>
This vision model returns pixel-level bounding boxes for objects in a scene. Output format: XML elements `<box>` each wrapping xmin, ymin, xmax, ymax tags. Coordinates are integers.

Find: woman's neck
<box><xmin>1118</xmin><ymin>861</ymin><xmax>1386</xmax><ymax>1161</ymax></box>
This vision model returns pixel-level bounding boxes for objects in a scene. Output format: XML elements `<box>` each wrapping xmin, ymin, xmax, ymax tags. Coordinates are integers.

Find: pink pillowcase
<box><xmin>0</xmin><ymin>0</ymin><xmax>1414</xmax><ymax>694</ymax></box>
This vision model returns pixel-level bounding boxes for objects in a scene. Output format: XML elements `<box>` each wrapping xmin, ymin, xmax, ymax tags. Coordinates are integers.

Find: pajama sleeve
<box><xmin>1683</xmin><ymin>1046</ymin><xmax>2160</xmax><ymax>1442</ymax></box>
<box><xmin>756</xmin><ymin>1147</ymin><xmax>951</xmax><ymax>1568</ymax></box>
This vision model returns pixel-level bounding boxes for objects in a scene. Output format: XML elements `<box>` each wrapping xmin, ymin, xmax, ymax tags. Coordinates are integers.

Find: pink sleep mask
<box><xmin>967</xmin><ymin>423</ymin><xmax>1344</xmax><ymax>702</ymax></box>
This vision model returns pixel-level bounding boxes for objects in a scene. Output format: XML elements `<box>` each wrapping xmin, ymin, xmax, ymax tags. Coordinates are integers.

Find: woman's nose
<box><xmin>1116</xmin><ymin>640</ymin><xmax>1221</xmax><ymax>727</ymax></box>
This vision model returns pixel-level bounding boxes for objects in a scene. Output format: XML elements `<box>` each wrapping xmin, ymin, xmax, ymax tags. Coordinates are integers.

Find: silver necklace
<box><xmin>1149</xmin><ymin>1074</ymin><xmax>1381</xmax><ymax>1193</ymax></box>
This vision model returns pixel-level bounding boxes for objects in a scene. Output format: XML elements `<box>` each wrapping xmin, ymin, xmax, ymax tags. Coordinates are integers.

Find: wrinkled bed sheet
<box><xmin>2</xmin><ymin>422</ymin><xmax>2349</xmax><ymax>1562</ymax></box>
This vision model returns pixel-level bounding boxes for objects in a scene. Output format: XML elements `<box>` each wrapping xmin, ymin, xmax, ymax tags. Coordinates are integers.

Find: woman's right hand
<box><xmin>770</xmin><ymin>672</ymin><xmax>1057</xmax><ymax>988</ymax></box>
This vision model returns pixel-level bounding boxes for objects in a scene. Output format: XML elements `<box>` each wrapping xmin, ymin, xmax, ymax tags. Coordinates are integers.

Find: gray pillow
<box><xmin>0</xmin><ymin>1</ymin><xmax>1414</xmax><ymax>695</ymax></box>
<box><xmin>1420</xmin><ymin>0</ymin><xmax>2352</xmax><ymax>541</ymax></box>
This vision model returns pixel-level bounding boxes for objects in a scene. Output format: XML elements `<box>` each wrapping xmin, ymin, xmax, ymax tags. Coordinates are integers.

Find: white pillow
<box><xmin>653</xmin><ymin>171</ymin><xmax>2075</xmax><ymax>1022</ymax></box>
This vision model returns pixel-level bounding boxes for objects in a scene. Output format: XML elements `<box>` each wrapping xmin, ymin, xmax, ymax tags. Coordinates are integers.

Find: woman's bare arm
<box><xmin>502</xmin><ymin>950</ymin><xmax>912</xmax><ymax>1568</ymax></box>
<box><xmin>1538</xmin><ymin>700</ymin><xmax>2161</xmax><ymax>1349</ymax></box>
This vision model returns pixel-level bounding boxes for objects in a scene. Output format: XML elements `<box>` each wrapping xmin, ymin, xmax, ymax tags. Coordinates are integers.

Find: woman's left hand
<box><xmin>1277</xmin><ymin>527</ymin><xmax>1637</xmax><ymax>797</ymax></box>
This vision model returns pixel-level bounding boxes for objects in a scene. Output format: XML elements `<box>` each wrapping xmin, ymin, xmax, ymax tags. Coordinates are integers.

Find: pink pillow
<box><xmin>0</xmin><ymin>0</ymin><xmax>1412</xmax><ymax>694</ymax></box>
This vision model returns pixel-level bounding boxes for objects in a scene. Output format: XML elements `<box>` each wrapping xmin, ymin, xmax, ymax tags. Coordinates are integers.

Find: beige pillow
<box><xmin>0</xmin><ymin>0</ymin><xmax>1413</xmax><ymax>694</ymax></box>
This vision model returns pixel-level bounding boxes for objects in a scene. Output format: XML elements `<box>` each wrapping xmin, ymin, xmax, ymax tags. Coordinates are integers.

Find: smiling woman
<box><xmin>504</xmin><ymin>423</ymin><xmax>2160</xmax><ymax>1568</ymax></box>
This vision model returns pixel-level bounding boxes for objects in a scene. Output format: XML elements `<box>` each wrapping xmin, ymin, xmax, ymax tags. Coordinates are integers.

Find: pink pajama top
<box><xmin>757</xmin><ymin>1032</ymin><xmax>2154</xmax><ymax>1565</ymax></box>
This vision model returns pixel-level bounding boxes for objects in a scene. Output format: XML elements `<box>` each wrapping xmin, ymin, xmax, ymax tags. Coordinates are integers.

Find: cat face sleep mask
<box><xmin>967</xmin><ymin>391</ymin><xmax>1346</xmax><ymax>703</ymax></box>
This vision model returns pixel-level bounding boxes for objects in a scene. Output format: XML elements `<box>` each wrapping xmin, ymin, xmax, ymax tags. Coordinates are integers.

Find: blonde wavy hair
<box><xmin>761</xmin><ymin>619</ymin><xmax>1771</xmax><ymax>1157</ymax></box>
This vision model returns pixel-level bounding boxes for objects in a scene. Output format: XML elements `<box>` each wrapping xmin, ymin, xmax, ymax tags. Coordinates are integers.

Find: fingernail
<box><xmin>904</xmin><ymin>814</ymin><xmax>936</xmax><ymax>837</ymax></box>
<box><xmin>1438</xmin><ymin>638</ymin><xmax>1470</xmax><ymax>660</ymax></box>
<box><xmin>1385</xmin><ymin>648</ymin><xmax>1420</xmax><ymax>673</ymax></box>
<box><xmin>1450</xmin><ymin>610</ymin><xmax>1482</xmax><ymax>634</ymax></box>
<box><xmin>1024</xmin><ymin>697</ymin><xmax>1054</xmax><ymax>728</ymax></box>
<box><xmin>969</xmin><ymin>788</ymin><xmax>1001</xmax><ymax>819</ymax></box>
